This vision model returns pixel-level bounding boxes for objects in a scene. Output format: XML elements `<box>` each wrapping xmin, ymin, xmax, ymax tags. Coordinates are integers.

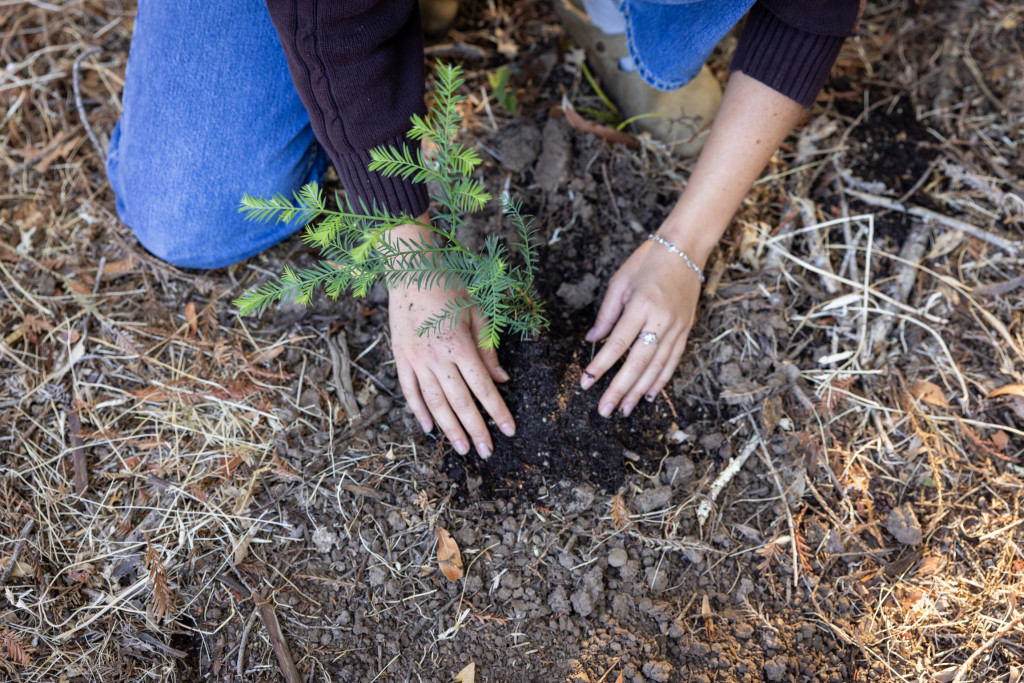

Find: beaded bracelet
<box><xmin>647</xmin><ymin>234</ymin><xmax>705</xmax><ymax>283</ymax></box>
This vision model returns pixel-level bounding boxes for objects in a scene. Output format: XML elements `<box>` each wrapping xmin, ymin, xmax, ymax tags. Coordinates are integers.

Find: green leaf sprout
<box><xmin>234</xmin><ymin>63</ymin><xmax>547</xmax><ymax>350</ymax></box>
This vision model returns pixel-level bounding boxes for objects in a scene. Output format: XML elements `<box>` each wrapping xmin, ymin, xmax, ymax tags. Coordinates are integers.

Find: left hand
<box><xmin>580</xmin><ymin>238</ymin><xmax>703</xmax><ymax>417</ymax></box>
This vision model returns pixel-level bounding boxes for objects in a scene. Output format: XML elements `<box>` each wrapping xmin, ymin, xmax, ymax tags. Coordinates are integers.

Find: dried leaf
<box><xmin>917</xmin><ymin>556</ymin><xmax>941</xmax><ymax>576</ymax></box>
<box><xmin>68</xmin><ymin>563</ymin><xmax>94</xmax><ymax>583</ymax></box>
<box><xmin>910</xmin><ymin>380</ymin><xmax>948</xmax><ymax>407</ymax></box>
<box><xmin>614</xmin><ymin>672</ymin><xmax>624</xmax><ymax>683</ymax></box>
<box><xmin>341</xmin><ymin>483</ymin><xmax>383</xmax><ymax>500</ymax></box>
<box><xmin>1</xmin><ymin>629</ymin><xmax>31</xmax><ymax>666</ymax></box>
<box><xmin>250</xmin><ymin>344</ymin><xmax>285</xmax><ymax>365</ymax></box>
<box><xmin>454</xmin><ymin>662</ymin><xmax>475</xmax><ymax>683</ymax></box>
<box><xmin>701</xmin><ymin>594</ymin><xmax>715</xmax><ymax>640</ymax></box>
<box><xmin>562</xmin><ymin>95</ymin><xmax>638</xmax><ymax>149</ymax></box>
<box><xmin>101</xmin><ymin>256</ymin><xmax>136</xmax><ymax>278</ymax></box>
<box><xmin>992</xmin><ymin>430</ymin><xmax>1009</xmax><ymax>452</ymax></box>
<box><xmin>271</xmin><ymin>452</ymin><xmax>302</xmax><ymax>481</ymax></box>
<box><xmin>437</xmin><ymin>527</ymin><xmax>463</xmax><ymax>582</ymax></box>
<box><xmin>925</xmin><ymin>229</ymin><xmax>964</xmax><ymax>259</ymax></box>
<box><xmin>0</xmin><ymin>556</ymin><xmax>31</xmax><ymax>578</ymax></box>
<box><xmin>233</xmin><ymin>528</ymin><xmax>255</xmax><ymax>566</ymax></box>
<box><xmin>610</xmin><ymin>493</ymin><xmax>629</xmax><ymax>530</ymax></box>
<box><xmin>986</xmin><ymin>384</ymin><xmax>1024</xmax><ymax>400</ymax></box>
<box><xmin>145</xmin><ymin>541</ymin><xmax>173</xmax><ymax>623</ymax></box>
<box><xmin>184</xmin><ymin>301</ymin><xmax>198</xmax><ymax>337</ymax></box>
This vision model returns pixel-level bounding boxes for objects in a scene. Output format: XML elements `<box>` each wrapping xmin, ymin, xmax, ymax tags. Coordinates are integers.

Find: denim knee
<box><xmin>105</xmin><ymin>0</ymin><xmax>326</xmax><ymax>270</ymax></box>
<box><xmin>106</xmin><ymin>122</ymin><xmax>325</xmax><ymax>270</ymax></box>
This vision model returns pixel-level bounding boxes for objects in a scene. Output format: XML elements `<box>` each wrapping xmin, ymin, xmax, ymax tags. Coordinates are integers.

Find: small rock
<box><xmin>607</xmin><ymin>547</ymin><xmax>628</xmax><ymax>568</ymax></box>
<box><xmin>611</xmin><ymin>593</ymin><xmax>633</xmax><ymax>619</ymax></box>
<box><xmin>660</xmin><ymin>456</ymin><xmax>695</xmax><ymax>486</ymax></box>
<box><xmin>644</xmin><ymin>566</ymin><xmax>668</xmax><ymax>592</ymax></box>
<box><xmin>634</xmin><ymin>486</ymin><xmax>672</xmax><ymax>513</ymax></box>
<box><xmin>667</xmin><ymin>422</ymin><xmax>691</xmax><ymax>444</ymax></box>
<box><xmin>367</xmin><ymin>565</ymin><xmax>387</xmax><ymax>587</ymax></box>
<box><xmin>535</xmin><ymin>118</ymin><xmax>571</xmax><ymax>192</ymax></box>
<box><xmin>886</xmin><ymin>503</ymin><xmax>923</xmax><ymax>545</ymax></box>
<box><xmin>582</xmin><ymin>566</ymin><xmax>604</xmax><ymax>600</ymax></box>
<box><xmin>642</xmin><ymin>660</ymin><xmax>673</xmax><ymax>682</ymax></box>
<box><xmin>556</xmin><ymin>273</ymin><xmax>601</xmax><ymax>311</ymax></box>
<box><xmin>311</xmin><ymin>526</ymin><xmax>338</xmax><ymax>554</ymax></box>
<box><xmin>764</xmin><ymin>657</ymin><xmax>786</xmax><ymax>682</ymax></box>
<box><xmin>494</xmin><ymin>120</ymin><xmax>540</xmax><ymax>172</ymax></box>
<box><xmin>547</xmin><ymin>586</ymin><xmax>570</xmax><ymax>614</ymax></box>
<box><xmin>733</xmin><ymin>622</ymin><xmax>754</xmax><ymax>640</ymax></box>
<box><xmin>570</xmin><ymin>587</ymin><xmax>594</xmax><ymax>617</ymax></box>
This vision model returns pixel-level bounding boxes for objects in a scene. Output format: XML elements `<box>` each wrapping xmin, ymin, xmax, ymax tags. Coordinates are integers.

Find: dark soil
<box><xmin>4</xmin><ymin>2</ymin><xmax>1023</xmax><ymax>683</ymax></box>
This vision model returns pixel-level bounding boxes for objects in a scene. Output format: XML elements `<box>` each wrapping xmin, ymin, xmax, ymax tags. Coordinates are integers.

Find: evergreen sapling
<box><xmin>234</xmin><ymin>63</ymin><xmax>547</xmax><ymax>350</ymax></box>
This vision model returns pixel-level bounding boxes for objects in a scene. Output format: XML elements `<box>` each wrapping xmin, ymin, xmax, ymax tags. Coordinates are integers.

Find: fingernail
<box><xmin>645</xmin><ymin>393</ymin><xmax>656</xmax><ymax>403</ymax></box>
<box><xmin>500</xmin><ymin>422</ymin><xmax>516</xmax><ymax>437</ymax></box>
<box><xmin>599</xmin><ymin>403</ymin><xmax>614</xmax><ymax>418</ymax></box>
<box><xmin>477</xmin><ymin>442</ymin><xmax>492</xmax><ymax>458</ymax></box>
<box><xmin>420</xmin><ymin>421</ymin><xmax>433</xmax><ymax>433</ymax></box>
<box><xmin>581</xmin><ymin>372</ymin><xmax>595</xmax><ymax>390</ymax></box>
<box><xmin>585</xmin><ymin>329</ymin><xmax>596</xmax><ymax>342</ymax></box>
<box><xmin>497</xmin><ymin>367</ymin><xmax>511</xmax><ymax>382</ymax></box>
<box><xmin>621</xmin><ymin>402</ymin><xmax>634</xmax><ymax>417</ymax></box>
<box><xmin>453</xmin><ymin>439</ymin><xmax>469</xmax><ymax>455</ymax></box>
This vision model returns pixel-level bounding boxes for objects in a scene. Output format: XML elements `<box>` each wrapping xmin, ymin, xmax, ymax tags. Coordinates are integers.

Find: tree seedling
<box><xmin>234</xmin><ymin>63</ymin><xmax>546</xmax><ymax>349</ymax></box>
<box><xmin>487</xmin><ymin>65</ymin><xmax>517</xmax><ymax>116</ymax></box>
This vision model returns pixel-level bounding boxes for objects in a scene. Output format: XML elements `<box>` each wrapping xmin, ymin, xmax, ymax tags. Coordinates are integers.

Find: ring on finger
<box><xmin>638</xmin><ymin>331</ymin><xmax>659</xmax><ymax>346</ymax></box>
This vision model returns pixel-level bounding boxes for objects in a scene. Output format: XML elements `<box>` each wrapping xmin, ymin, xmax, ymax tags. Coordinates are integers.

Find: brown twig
<box><xmin>845</xmin><ymin>189</ymin><xmax>1019</xmax><ymax>255</ymax></box>
<box><xmin>0</xmin><ymin>519</ymin><xmax>35</xmax><ymax>590</ymax></box>
<box><xmin>67</xmin><ymin>409</ymin><xmax>87</xmax><ymax>496</ymax></box>
<box><xmin>72</xmin><ymin>47</ymin><xmax>104</xmax><ymax>160</ymax></box>
<box><xmin>951</xmin><ymin>612</ymin><xmax>1024</xmax><ymax>683</ymax></box>
<box><xmin>327</xmin><ymin>331</ymin><xmax>362</xmax><ymax>422</ymax></box>
<box><xmin>215</xmin><ymin>575</ymin><xmax>302</xmax><ymax>683</ymax></box>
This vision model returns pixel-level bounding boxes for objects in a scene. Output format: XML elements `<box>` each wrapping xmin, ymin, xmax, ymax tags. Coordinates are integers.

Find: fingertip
<box><xmin>500</xmin><ymin>420</ymin><xmax>515</xmax><ymax>437</ymax></box>
<box><xmin>419</xmin><ymin>420</ymin><xmax>433</xmax><ymax>433</ymax></box>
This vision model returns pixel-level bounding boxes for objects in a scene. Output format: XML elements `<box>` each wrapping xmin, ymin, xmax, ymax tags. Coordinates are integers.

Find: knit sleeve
<box><xmin>730</xmin><ymin>0</ymin><xmax>862</xmax><ymax>108</ymax></box>
<box><xmin>264</xmin><ymin>0</ymin><xmax>429</xmax><ymax>217</ymax></box>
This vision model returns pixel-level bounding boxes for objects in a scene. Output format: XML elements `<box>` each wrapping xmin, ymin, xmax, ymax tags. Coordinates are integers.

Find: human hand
<box><xmin>387</xmin><ymin>223</ymin><xmax>515</xmax><ymax>458</ymax></box>
<box><xmin>580</xmin><ymin>237</ymin><xmax>703</xmax><ymax>417</ymax></box>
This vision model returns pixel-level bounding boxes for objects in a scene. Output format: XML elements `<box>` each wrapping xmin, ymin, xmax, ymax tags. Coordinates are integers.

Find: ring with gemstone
<box><xmin>638</xmin><ymin>331</ymin><xmax>659</xmax><ymax>346</ymax></box>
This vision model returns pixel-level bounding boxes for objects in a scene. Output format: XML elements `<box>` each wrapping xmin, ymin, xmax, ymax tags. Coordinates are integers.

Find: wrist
<box><xmin>653</xmin><ymin>217</ymin><xmax>722</xmax><ymax>271</ymax></box>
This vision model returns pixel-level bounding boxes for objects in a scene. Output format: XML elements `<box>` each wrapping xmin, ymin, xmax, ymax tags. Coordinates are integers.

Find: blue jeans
<box><xmin>106</xmin><ymin>0</ymin><xmax>326</xmax><ymax>269</ymax></box>
<box><xmin>622</xmin><ymin>0</ymin><xmax>755</xmax><ymax>90</ymax></box>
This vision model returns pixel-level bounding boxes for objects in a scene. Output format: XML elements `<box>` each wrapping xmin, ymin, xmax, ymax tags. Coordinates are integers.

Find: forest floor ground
<box><xmin>1</xmin><ymin>1</ymin><xmax>1023</xmax><ymax>681</ymax></box>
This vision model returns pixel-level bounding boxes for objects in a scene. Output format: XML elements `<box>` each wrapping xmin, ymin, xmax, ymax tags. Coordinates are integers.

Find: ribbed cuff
<box><xmin>333</xmin><ymin>132</ymin><xmax>430</xmax><ymax>218</ymax></box>
<box><xmin>730</xmin><ymin>2</ymin><xmax>847</xmax><ymax>109</ymax></box>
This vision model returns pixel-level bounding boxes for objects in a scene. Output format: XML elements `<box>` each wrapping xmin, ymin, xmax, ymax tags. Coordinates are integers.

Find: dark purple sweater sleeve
<box><xmin>265</xmin><ymin>0</ymin><xmax>429</xmax><ymax>217</ymax></box>
<box><xmin>731</xmin><ymin>0</ymin><xmax>863</xmax><ymax>108</ymax></box>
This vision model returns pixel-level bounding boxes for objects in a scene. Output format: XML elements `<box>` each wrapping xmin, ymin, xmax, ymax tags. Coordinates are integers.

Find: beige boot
<box><xmin>419</xmin><ymin>0</ymin><xmax>460</xmax><ymax>36</ymax></box>
<box><xmin>554</xmin><ymin>0</ymin><xmax>721</xmax><ymax>156</ymax></box>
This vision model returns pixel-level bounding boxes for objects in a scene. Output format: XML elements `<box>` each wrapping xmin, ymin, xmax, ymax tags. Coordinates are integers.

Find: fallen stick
<box><xmin>327</xmin><ymin>331</ymin><xmax>361</xmax><ymax>423</ymax></box>
<box><xmin>697</xmin><ymin>434</ymin><xmax>760</xmax><ymax>529</ymax></box>
<box><xmin>59</xmin><ymin>574</ymin><xmax>149</xmax><ymax>640</ymax></box>
<box><xmin>951</xmin><ymin>612</ymin><xmax>1024</xmax><ymax>683</ymax></box>
<box><xmin>0</xmin><ymin>518</ymin><xmax>35</xmax><ymax>589</ymax></box>
<box><xmin>68</xmin><ymin>409</ymin><xmax>88</xmax><ymax>496</ymax></box>
<box><xmin>216</xmin><ymin>574</ymin><xmax>303</xmax><ymax>683</ymax></box>
<box><xmin>845</xmin><ymin>189</ymin><xmax>1019</xmax><ymax>255</ymax></box>
<box><xmin>859</xmin><ymin>219</ymin><xmax>930</xmax><ymax>366</ymax></box>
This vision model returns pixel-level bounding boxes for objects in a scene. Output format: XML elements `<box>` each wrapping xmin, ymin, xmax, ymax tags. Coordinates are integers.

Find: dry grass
<box><xmin>1</xmin><ymin>1</ymin><xmax>1022</xmax><ymax>682</ymax></box>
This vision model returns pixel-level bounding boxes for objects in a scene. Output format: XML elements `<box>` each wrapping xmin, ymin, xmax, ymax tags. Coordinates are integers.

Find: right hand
<box><xmin>387</xmin><ymin>222</ymin><xmax>515</xmax><ymax>459</ymax></box>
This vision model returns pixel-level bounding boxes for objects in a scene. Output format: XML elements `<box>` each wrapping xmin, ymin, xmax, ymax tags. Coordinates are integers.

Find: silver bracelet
<box><xmin>647</xmin><ymin>234</ymin><xmax>705</xmax><ymax>283</ymax></box>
